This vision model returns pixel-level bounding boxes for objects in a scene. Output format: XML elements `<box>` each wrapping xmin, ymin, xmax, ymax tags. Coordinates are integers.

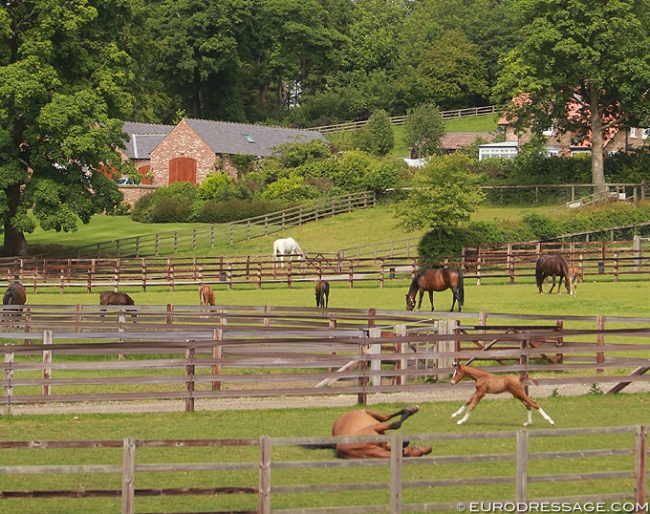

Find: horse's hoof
<box><xmin>404</xmin><ymin>405</ymin><xmax>419</xmax><ymax>414</ymax></box>
<box><xmin>456</xmin><ymin>420</ymin><xmax>464</xmax><ymax>425</ymax></box>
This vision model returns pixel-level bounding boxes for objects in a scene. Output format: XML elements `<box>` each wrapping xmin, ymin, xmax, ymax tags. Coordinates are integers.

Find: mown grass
<box><xmin>0</xmin><ymin>394</ymin><xmax>648</xmax><ymax>513</ymax></box>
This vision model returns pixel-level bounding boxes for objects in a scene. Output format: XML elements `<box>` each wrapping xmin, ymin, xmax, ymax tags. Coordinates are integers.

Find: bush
<box><xmin>195</xmin><ymin>199</ymin><xmax>294</xmax><ymax>223</ymax></box>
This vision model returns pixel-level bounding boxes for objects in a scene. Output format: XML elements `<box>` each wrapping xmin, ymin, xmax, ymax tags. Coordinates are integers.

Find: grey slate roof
<box><xmin>121</xmin><ymin>122</ymin><xmax>174</xmax><ymax>160</ymax></box>
<box><xmin>185</xmin><ymin>118</ymin><xmax>328</xmax><ymax>157</ymax></box>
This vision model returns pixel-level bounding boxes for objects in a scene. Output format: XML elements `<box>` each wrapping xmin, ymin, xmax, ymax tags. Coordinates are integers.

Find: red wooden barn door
<box><xmin>169</xmin><ymin>157</ymin><xmax>197</xmax><ymax>185</ymax></box>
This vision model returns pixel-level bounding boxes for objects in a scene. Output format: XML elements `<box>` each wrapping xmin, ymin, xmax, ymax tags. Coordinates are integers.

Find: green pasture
<box><xmin>26</xmin><ymin>202</ymin><xmax>557</xmax><ymax>258</ymax></box>
<box><xmin>0</xmin><ymin>395</ymin><xmax>648</xmax><ymax>513</ymax></box>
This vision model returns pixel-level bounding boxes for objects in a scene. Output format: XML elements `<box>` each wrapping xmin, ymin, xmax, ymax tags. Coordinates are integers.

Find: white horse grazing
<box><xmin>273</xmin><ymin>237</ymin><xmax>303</xmax><ymax>267</ymax></box>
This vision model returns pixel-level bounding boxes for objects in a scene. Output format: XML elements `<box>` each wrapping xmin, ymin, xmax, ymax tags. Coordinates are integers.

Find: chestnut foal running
<box><xmin>449</xmin><ymin>362</ymin><xmax>555</xmax><ymax>427</ymax></box>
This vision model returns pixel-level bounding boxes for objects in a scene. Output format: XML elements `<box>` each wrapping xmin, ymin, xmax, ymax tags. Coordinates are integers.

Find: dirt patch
<box><xmin>9</xmin><ymin>381</ymin><xmax>650</xmax><ymax>416</ymax></box>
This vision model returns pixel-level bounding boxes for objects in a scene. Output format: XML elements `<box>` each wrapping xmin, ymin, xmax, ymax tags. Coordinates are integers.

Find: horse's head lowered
<box><xmin>405</xmin><ymin>293</ymin><xmax>416</xmax><ymax>311</ymax></box>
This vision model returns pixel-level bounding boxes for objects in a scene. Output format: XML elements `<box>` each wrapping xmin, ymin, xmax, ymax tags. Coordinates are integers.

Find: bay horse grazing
<box><xmin>535</xmin><ymin>254</ymin><xmax>572</xmax><ymax>295</ymax></box>
<box><xmin>273</xmin><ymin>237</ymin><xmax>303</xmax><ymax>268</ymax></box>
<box><xmin>331</xmin><ymin>405</ymin><xmax>432</xmax><ymax>459</ymax></box>
<box><xmin>3</xmin><ymin>282</ymin><xmax>27</xmax><ymax>306</ymax></box>
<box><xmin>99</xmin><ymin>291</ymin><xmax>135</xmax><ymax>306</ymax></box>
<box><xmin>449</xmin><ymin>362</ymin><xmax>555</xmax><ymax>427</ymax></box>
<box><xmin>567</xmin><ymin>266</ymin><xmax>583</xmax><ymax>297</ymax></box>
<box><xmin>405</xmin><ymin>267</ymin><xmax>464</xmax><ymax>312</ymax></box>
<box><xmin>315</xmin><ymin>280</ymin><xmax>329</xmax><ymax>308</ymax></box>
<box><xmin>199</xmin><ymin>285</ymin><xmax>216</xmax><ymax>306</ymax></box>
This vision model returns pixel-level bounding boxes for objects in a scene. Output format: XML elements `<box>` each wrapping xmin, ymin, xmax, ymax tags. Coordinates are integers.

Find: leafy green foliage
<box><xmin>394</xmin><ymin>154</ymin><xmax>485</xmax><ymax>234</ymax></box>
<box><xmin>403</xmin><ymin>103</ymin><xmax>446</xmax><ymax>158</ymax></box>
<box><xmin>356</xmin><ymin>109</ymin><xmax>395</xmax><ymax>156</ymax></box>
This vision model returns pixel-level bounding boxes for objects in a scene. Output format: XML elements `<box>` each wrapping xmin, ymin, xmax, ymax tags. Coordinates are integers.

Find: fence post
<box><xmin>395</xmin><ymin>324</ymin><xmax>407</xmax><ymax>385</ymax></box>
<box><xmin>476</xmin><ymin>257</ymin><xmax>482</xmax><ymax>286</ymax></box>
<box><xmin>613</xmin><ymin>252</ymin><xmax>619</xmax><ymax>282</ymax></box>
<box><xmin>121</xmin><ymin>437</ymin><xmax>136</xmax><ymax>514</ymax></box>
<box><xmin>515</xmin><ymin>429</ymin><xmax>528</xmax><ymax>501</ymax></box>
<box><xmin>507</xmin><ymin>244</ymin><xmax>514</xmax><ymax>284</ymax></box>
<box><xmin>141</xmin><ymin>258</ymin><xmax>147</xmax><ymax>292</ymax></box>
<box><xmin>634</xmin><ymin>425</ymin><xmax>647</xmax><ymax>509</ymax></box>
<box><xmin>3</xmin><ymin>351</ymin><xmax>14</xmax><ymax>416</ymax></box>
<box><xmin>287</xmin><ymin>261</ymin><xmax>292</xmax><ymax>289</ymax></box>
<box><xmin>368</xmin><ymin>327</ymin><xmax>382</xmax><ymax>387</ymax></box>
<box><xmin>438</xmin><ymin>320</ymin><xmax>457</xmax><ymax>380</ymax></box>
<box><xmin>185</xmin><ymin>346</ymin><xmax>195</xmax><ymax>413</ymax></box>
<box><xmin>634</xmin><ymin>235</ymin><xmax>642</xmax><ymax>272</ymax></box>
<box><xmin>597</xmin><ymin>315</ymin><xmax>605</xmax><ymax>373</ymax></box>
<box><xmin>212</xmin><ymin>329</ymin><xmax>223</xmax><ymax>391</ymax></box>
<box><xmin>348</xmin><ymin>260</ymin><xmax>354</xmax><ymax>288</ymax></box>
<box><xmin>258</xmin><ymin>436</ymin><xmax>272</xmax><ymax>514</ymax></box>
<box><xmin>390</xmin><ymin>432</ymin><xmax>404</xmax><ymax>514</ymax></box>
<box><xmin>257</xmin><ymin>263</ymin><xmax>262</xmax><ymax>289</ymax></box>
<box><xmin>43</xmin><ymin>330</ymin><xmax>52</xmax><ymax>396</ymax></box>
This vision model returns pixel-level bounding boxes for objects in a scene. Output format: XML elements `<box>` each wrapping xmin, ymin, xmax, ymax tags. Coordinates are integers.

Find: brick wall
<box><xmin>150</xmin><ymin>120</ymin><xmax>216</xmax><ymax>186</ymax></box>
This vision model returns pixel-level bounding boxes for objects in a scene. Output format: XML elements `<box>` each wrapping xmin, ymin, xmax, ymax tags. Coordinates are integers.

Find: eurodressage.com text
<box><xmin>462</xmin><ymin>502</ymin><xmax>649</xmax><ymax>513</ymax></box>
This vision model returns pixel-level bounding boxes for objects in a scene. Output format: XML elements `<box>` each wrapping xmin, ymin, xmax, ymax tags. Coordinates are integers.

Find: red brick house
<box><xmin>479</xmin><ymin>96</ymin><xmax>648</xmax><ymax>160</ymax></box>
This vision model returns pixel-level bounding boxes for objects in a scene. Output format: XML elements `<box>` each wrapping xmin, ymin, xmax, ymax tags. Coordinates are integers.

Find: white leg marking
<box><xmin>524</xmin><ymin>410</ymin><xmax>533</xmax><ymax>427</ymax></box>
<box><xmin>457</xmin><ymin>412</ymin><xmax>471</xmax><ymax>425</ymax></box>
<box><xmin>451</xmin><ymin>405</ymin><xmax>466</xmax><ymax>419</ymax></box>
<box><xmin>538</xmin><ymin>407</ymin><xmax>555</xmax><ymax>426</ymax></box>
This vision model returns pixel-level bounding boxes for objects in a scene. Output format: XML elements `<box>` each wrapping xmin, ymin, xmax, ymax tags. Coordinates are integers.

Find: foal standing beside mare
<box><xmin>315</xmin><ymin>280</ymin><xmax>329</xmax><ymax>308</ymax></box>
<box><xmin>405</xmin><ymin>267</ymin><xmax>464</xmax><ymax>312</ymax></box>
<box><xmin>535</xmin><ymin>254</ymin><xmax>572</xmax><ymax>295</ymax></box>
<box><xmin>449</xmin><ymin>362</ymin><xmax>555</xmax><ymax>427</ymax></box>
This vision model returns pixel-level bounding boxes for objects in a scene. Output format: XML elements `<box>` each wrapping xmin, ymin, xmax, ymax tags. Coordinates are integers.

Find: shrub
<box><xmin>522</xmin><ymin>213</ymin><xmax>560</xmax><ymax>241</ymax></box>
<box><xmin>195</xmin><ymin>199</ymin><xmax>293</xmax><ymax>223</ymax></box>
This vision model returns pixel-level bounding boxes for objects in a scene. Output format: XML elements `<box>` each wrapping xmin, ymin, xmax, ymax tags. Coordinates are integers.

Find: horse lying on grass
<box><xmin>100</xmin><ymin>291</ymin><xmax>134</xmax><ymax>305</ymax></box>
<box><xmin>199</xmin><ymin>285</ymin><xmax>216</xmax><ymax>306</ymax></box>
<box><xmin>331</xmin><ymin>406</ymin><xmax>432</xmax><ymax>459</ymax></box>
<box><xmin>450</xmin><ymin>362</ymin><xmax>555</xmax><ymax>427</ymax></box>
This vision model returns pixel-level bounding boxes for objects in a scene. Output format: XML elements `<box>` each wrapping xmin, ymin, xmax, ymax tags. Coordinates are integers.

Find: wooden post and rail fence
<box><xmin>1</xmin><ymin>237</ymin><xmax>649</xmax><ymax>293</ymax></box>
<box><xmin>2</xmin><ymin>307</ymin><xmax>650</xmax><ymax>414</ymax></box>
<box><xmin>0</xmin><ymin>426</ymin><xmax>646</xmax><ymax>513</ymax></box>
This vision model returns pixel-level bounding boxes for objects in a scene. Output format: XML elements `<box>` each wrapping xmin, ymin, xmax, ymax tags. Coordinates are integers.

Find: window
<box><xmin>542</xmin><ymin>125</ymin><xmax>554</xmax><ymax>136</ymax></box>
<box><xmin>242</xmin><ymin>133</ymin><xmax>255</xmax><ymax>143</ymax></box>
<box><xmin>478</xmin><ymin>143</ymin><xmax>519</xmax><ymax>160</ymax></box>
<box><xmin>630</xmin><ymin>128</ymin><xmax>637</xmax><ymax>138</ymax></box>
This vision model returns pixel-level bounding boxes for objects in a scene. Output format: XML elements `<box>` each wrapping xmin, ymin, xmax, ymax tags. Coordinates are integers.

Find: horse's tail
<box><xmin>456</xmin><ymin>269</ymin><xmax>465</xmax><ymax>309</ymax></box>
<box><xmin>535</xmin><ymin>260</ymin><xmax>544</xmax><ymax>289</ymax></box>
<box><xmin>3</xmin><ymin>289</ymin><xmax>13</xmax><ymax>305</ymax></box>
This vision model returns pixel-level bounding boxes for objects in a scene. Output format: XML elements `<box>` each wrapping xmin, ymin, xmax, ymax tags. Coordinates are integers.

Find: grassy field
<box><xmin>0</xmin><ymin>395</ymin><xmax>648</xmax><ymax>513</ymax></box>
<box><xmin>25</xmin><ymin>202</ymin><xmax>550</xmax><ymax>257</ymax></box>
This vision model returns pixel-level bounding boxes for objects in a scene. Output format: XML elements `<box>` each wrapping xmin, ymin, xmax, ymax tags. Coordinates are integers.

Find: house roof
<box><xmin>184</xmin><ymin>118</ymin><xmax>328</xmax><ymax>157</ymax></box>
<box><xmin>121</xmin><ymin>122</ymin><xmax>174</xmax><ymax>159</ymax></box>
<box><xmin>441</xmin><ymin>132</ymin><xmax>496</xmax><ymax>150</ymax></box>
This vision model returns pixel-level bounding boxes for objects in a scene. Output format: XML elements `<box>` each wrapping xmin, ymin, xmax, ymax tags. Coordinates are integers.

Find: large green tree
<box><xmin>497</xmin><ymin>0</ymin><xmax>650</xmax><ymax>193</ymax></box>
<box><xmin>0</xmin><ymin>0</ymin><xmax>134</xmax><ymax>257</ymax></box>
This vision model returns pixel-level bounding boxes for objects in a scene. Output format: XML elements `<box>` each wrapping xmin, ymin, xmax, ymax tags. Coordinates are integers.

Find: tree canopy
<box><xmin>497</xmin><ymin>0</ymin><xmax>650</xmax><ymax>191</ymax></box>
<box><xmin>0</xmin><ymin>0</ymin><xmax>135</xmax><ymax>256</ymax></box>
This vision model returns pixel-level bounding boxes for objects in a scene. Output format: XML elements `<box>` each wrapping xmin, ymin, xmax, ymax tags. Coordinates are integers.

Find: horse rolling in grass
<box><xmin>449</xmin><ymin>362</ymin><xmax>555</xmax><ymax>427</ymax></box>
<box><xmin>273</xmin><ymin>237</ymin><xmax>303</xmax><ymax>268</ymax></box>
<box><xmin>315</xmin><ymin>280</ymin><xmax>329</xmax><ymax>308</ymax></box>
<box><xmin>99</xmin><ymin>291</ymin><xmax>134</xmax><ymax>305</ymax></box>
<box><xmin>331</xmin><ymin>405</ymin><xmax>432</xmax><ymax>459</ymax></box>
<box><xmin>199</xmin><ymin>285</ymin><xmax>216</xmax><ymax>306</ymax></box>
<box><xmin>405</xmin><ymin>267</ymin><xmax>464</xmax><ymax>312</ymax></box>
<box><xmin>535</xmin><ymin>254</ymin><xmax>572</xmax><ymax>296</ymax></box>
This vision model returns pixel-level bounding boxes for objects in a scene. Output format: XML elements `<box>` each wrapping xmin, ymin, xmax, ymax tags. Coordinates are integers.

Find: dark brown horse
<box><xmin>315</xmin><ymin>280</ymin><xmax>330</xmax><ymax>308</ymax></box>
<box><xmin>99</xmin><ymin>291</ymin><xmax>135</xmax><ymax>305</ymax></box>
<box><xmin>331</xmin><ymin>405</ymin><xmax>432</xmax><ymax>459</ymax></box>
<box><xmin>3</xmin><ymin>283</ymin><xmax>27</xmax><ymax>305</ymax></box>
<box><xmin>535</xmin><ymin>254</ymin><xmax>572</xmax><ymax>295</ymax></box>
<box><xmin>405</xmin><ymin>267</ymin><xmax>464</xmax><ymax>312</ymax></box>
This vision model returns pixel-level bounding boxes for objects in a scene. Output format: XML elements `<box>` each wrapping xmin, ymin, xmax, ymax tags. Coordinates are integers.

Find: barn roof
<box><xmin>121</xmin><ymin>122</ymin><xmax>174</xmax><ymax>159</ymax></box>
<box><xmin>184</xmin><ymin>118</ymin><xmax>328</xmax><ymax>157</ymax></box>
<box><xmin>441</xmin><ymin>132</ymin><xmax>496</xmax><ymax>151</ymax></box>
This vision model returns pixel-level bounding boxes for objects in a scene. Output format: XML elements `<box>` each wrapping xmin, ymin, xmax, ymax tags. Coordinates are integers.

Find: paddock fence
<box><xmin>1</xmin><ymin>237</ymin><xmax>649</xmax><ymax>293</ymax></box>
<box><xmin>2</xmin><ymin>306</ymin><xmax>650</xmax><ymax>413</ymax></box>
<box><xmin>59</xmin><ymin>191</ymin><xmax>374</xmax><ymax>259</ymax></box>
<box><xmin>0</xmin><ymin>425</ymin><xmax>646</xmax><ymax>514</ymax></box>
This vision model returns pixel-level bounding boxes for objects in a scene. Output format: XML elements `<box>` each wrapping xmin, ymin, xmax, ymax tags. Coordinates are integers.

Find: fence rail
<box><xmin>38</xmin><ymin>191</ymin><xmax>374</xmax><ymax>259</ymax></box>
<box><xmin>1</xmin><ymin>237</ymin><xmax>649</xmax><ymax>293</ymax></box>
<box><xmin>2</xmin><ymin>308</ymin><xmax>650</xmax><ymax>413</ymax></box>
<box><xmin>0</xmin><ymin>425</ymin><xmax>646</xmax><ymax>513</ymax></box>
<box><xmin>310</xmin><ymin>105</ymin><xmax>501</xmax><ymax>133</ymax></box>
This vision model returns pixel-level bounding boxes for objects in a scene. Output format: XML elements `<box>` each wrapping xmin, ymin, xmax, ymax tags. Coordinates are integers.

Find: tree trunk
<box><xmin>2</xmin><ymin>184</ymin><xmax>30</xmax><ymax>257</ymax></box>
<box><xmin>589</xmin><ymin>87</ymin><xmax>607</xmax><ymax>198</ymax></box>
<box><xmin>273</xmin><ymin>76</ymin><xmax>287</xmax><ymax>116</ymax></box>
